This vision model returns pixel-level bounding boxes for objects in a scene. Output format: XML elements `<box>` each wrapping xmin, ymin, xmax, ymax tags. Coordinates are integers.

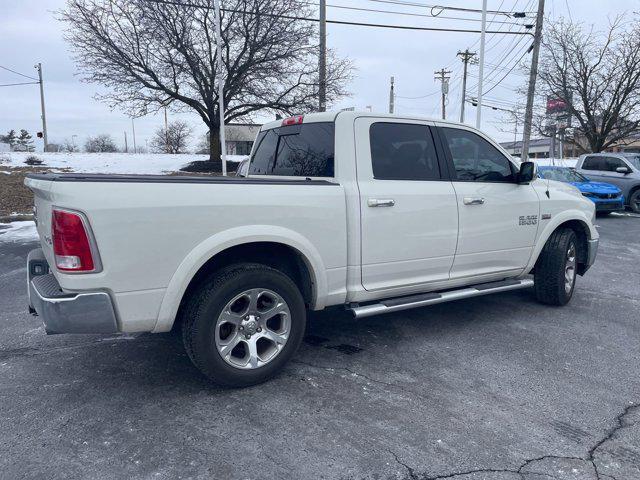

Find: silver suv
<box><xmin>576</xmin><ymin>153</ymin><xmax>640</xmax><ymax>213</ymax></box>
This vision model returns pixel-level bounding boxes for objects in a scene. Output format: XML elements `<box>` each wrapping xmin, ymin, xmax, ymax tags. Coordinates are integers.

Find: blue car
<box><xmin>537</xmin><ymin>166</ymin><xmax>625</xmax><ymax>213</ymax></box>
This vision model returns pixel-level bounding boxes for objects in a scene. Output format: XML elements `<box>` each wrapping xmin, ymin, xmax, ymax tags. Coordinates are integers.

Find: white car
<box><xmin>25</xmin><ymin>111</ymin><xmax>598</xmax><ymax>386</ymax></box>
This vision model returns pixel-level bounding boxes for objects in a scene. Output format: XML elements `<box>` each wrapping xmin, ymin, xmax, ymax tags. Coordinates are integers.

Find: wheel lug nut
<box><xmin>239</xmin><ymin>326</ymin><xmax>244</xmax><ymax>331</ymax></box>
<box><xmin>245</xmin><ymin>335</ymin><xmax>251</xmax><ymax>340</ymax></box>
<box><xmin>257</xmin><ymin>327</ymin><xmax>262</xmax><ymax>332</ymax></box>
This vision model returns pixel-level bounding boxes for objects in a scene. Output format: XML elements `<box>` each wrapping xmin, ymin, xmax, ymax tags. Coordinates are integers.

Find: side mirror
<box><xmin>518</xmin><ymin>161</ymin><xmax>536</xmax><ymax>184</ymax></box>
<box><xmin>616</xmin><ymin>166</ymin><xmax>631</xmax><ymax>174</ymax></box>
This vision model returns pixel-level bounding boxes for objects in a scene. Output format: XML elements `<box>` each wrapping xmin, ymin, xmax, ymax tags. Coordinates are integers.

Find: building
<box><xmin>225</xmin><ymin>124</ymin><xmax>262</xmax><ymax>156</ymax></box>
<box><xmin>501</xmin><ymin>138</ymin><xmax>580</xmax><ymax>159</ymax></box>
<box><xmin>502</xmin><ymin>132</ymin><xmax>640</xmax><ymax>159</ymax></box>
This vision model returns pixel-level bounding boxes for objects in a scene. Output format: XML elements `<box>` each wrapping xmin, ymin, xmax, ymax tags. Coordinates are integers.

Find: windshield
<box><xmin>539</xmin><ymin>168</ymin><xmax>589</xmax><ymax>183</ymax></box>
<box><xmin>622</xmin><ymin>154</ymin><xmax>640</xmax><ymax>169</ymax></box>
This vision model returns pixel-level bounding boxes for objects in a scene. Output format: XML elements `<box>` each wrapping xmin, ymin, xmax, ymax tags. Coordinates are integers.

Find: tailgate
<box><xmin>24</xmin><ymin>176</ymin><xmax>55</xmax><ymax>266</ymax></box>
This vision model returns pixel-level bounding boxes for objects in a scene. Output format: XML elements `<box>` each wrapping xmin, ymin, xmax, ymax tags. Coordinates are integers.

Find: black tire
<box><xmin>181</xmin><ymin>263</ymin><xmax>306</xmax><ymax>387</ymax></box>
<box><xmin>629</xmin><ymin>189</ymin><xmax>640</xmax><ymax>214</ymax></box>
<box><xmin>534</xmin><ymin>228</ymin><xmax>578</xmax><ymax>306</ymax></box>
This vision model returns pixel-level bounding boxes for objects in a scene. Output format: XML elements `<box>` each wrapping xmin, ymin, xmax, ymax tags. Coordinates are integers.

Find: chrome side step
<box><xmin>349</xmin><ymin>278</ymin><xmax>535</xmax><ymax>319</ymax></box>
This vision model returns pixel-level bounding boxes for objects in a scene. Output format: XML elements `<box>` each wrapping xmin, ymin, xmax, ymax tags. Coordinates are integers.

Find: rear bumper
<box><xmin>27</xmin><ymin>249</ymin><xmax>118</xmax><ymax>335</ymax></box>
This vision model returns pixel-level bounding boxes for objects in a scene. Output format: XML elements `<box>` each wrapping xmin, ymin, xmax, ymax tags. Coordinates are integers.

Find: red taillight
<box><xmin>281</xmin><ymin>115</ymin><xmax>304</xmax><ymax>126</ymax></box>
<box><xmin>52</xmin><ymin>209</ymin><xmax>95</xmax><ymax>272</ymax></box>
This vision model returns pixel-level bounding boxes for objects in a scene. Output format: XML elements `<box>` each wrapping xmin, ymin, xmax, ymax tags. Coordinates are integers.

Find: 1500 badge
<box><xmin>519</xmin><ymin>215</ymin><xmax>538</xmax><ymax>226</ymax></box>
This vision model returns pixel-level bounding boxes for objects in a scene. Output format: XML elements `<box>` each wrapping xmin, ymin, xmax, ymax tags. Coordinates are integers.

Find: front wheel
<box><xmin>534</xmin><ymin>228</ymin><xmax>578</xmax><ymax>306</ymax></box>
<box><xmin>629</xmin><ymin>189</ymin><xmax>640</xmax><ymax>214</ymax></box>
<box><xmin>181</xmin><ymin>263</ymin><xmax>306</xmax><ymax>387</ymax></box>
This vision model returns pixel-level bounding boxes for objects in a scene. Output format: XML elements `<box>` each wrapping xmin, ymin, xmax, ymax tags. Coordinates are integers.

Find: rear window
<box><xmin>248</xmin><ymin>122</ymin><xmax>335</xmax><ymax>177</ymax></box>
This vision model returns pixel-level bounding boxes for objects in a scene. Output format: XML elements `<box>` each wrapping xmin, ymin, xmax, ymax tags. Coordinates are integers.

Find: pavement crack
<box><xmin>587</xmin><ymin>403</ymin><xmax>639</xmax><ymax>480</ymax></box>
<box><xmin>294</xmin><ymin>361</ymin><xmax>638</xmax><ymax>480</ymax></box>
<box><xmin>389</xmin><ymin>449</ymin><xmax>419</xmax><ymax>480</ymax></box>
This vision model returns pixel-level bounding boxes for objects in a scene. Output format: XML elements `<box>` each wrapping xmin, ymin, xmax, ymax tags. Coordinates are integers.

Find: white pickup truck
<box><xmin>25</xmin><ymin>111</ymin><xmax>599</xmax><ymax>386</ymax></box>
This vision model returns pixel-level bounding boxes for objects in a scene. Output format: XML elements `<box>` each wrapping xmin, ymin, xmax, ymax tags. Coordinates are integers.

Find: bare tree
<box><xmin>62</xmin><ymin>138</ymin><xmax>79</xmax><ymax>152</ymax></box>
<box><xmin>150</xmin><ymin>120</ymin><xmax>192</xmax><ymax>154</ymax></box>
<box><xmin>535</xmin><ymin>17</ymin><xmax>640</xmax><ymax>153</ymax></box>
<box><xmin>60</xmin><ymin>0</ymin><xmax>353</xmax><ymax>165</ymax></box>
<box><xmin>85</xmin><ymin>134</ymin><xmax>118</xmax><ymax>153</ymax></box>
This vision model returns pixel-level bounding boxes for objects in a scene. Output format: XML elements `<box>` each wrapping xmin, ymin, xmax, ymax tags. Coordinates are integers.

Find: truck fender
<box><xmin>523</xmin><ymin>209</ymin><xmax>597</xmax><ymax>274</ymax></box>
<box><xmin>152</xmin><ymin>225</ymin><xmax>328</xmax><ymax>333</ymax></box>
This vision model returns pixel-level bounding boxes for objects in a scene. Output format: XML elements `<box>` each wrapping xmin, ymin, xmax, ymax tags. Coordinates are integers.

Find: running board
<box><xmin>349</xmin><ymin>278</ymin><xmax>535</xmax><ymax>319</ymax></box>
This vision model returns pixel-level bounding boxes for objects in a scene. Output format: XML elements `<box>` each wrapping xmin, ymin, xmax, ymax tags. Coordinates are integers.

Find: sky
<box><xmin>0</xmin><ymin>0</ymin><xmax>637</xmax><ymax>152</ymax></box>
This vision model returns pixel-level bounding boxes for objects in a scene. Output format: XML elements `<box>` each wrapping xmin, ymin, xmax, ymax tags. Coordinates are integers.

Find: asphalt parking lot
<box><xmin>1</xmin><ymin>215</ymin><xmax>639</xmax><ymax>480</ymax></box>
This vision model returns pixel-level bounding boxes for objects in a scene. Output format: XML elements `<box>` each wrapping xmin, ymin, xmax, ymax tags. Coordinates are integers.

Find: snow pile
<box><xmin>533</xmin><ymin>158</ymin><xmax>579</xmax><ymax>168</ymax></box>
<box><xmin>2</xmin><ymin>152</ymin><xmax>246</xmax><ymax>175</ymax></box>
<box><xmin>0</xmin><ymin>221</ymin><xmax>38</xmax><ymax>243</ymax></box>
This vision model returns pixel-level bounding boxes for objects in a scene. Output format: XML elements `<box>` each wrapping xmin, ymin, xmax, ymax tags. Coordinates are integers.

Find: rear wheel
<box><xmin>534</xmin><ymin>228</ymin><xmax>578</xmax><ymax>306</ymax></box>
<box><xmin>181</xmin><ymin>263</ymin><xmax>306</xmax><ymax>387</ymax></box>
<box><xmin>629</xmin><ymin>189</ymin><xmax>640</xmax><ymax>214</ymax></box>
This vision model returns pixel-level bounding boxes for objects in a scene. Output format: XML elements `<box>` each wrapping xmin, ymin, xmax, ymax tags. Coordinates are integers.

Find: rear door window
<box><xmin>248</xmin><ymin>123</ymin><xmax>335</xmax><ymax>177</ymax></box>
<box><xmin>369</xmin><ymin>123</ymin><xmax>442</xmax><ymax>180</ymax></box>
<box><xmin>582</xmin><ymin>156</ymin><xmax>605</xmax><ymax>171</ymax></box>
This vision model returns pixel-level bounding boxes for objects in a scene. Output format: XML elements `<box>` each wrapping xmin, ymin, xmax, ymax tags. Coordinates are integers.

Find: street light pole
<box><xmin>476</xmin><ymin>0</ymin><xmax>488</xmax><ymax>129</ymax></box>
<box><xmin>319</xmin><ymin>0</ymin><xmax>327</xmax><ymax>112</ymax></box>
<box><xmin>213</xmin><ymin>0</ymin><xmax>228</xmax><ymax>176</ymax></box>
<box><xmin>34</xmin><ymin>63</ymin><xmax>48</xmax><ymax>152</ymax></box>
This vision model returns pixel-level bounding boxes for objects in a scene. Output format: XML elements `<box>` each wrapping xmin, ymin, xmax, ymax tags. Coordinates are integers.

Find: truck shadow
<box><xmin>27</xmin><ymin>288</ymin><xmax>540</xmax><ymax>397</ymax></box>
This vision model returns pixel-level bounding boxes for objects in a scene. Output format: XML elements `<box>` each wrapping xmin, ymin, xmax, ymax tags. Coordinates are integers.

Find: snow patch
<box><xmin>2</xmin><ymin>152</ymin><xmax>246</xmax><ymax>175</ymax></box>
<box><xmin>0</xmin><ymin>221</ymin><xmax>38</xmax><ymax>243</ymax></box>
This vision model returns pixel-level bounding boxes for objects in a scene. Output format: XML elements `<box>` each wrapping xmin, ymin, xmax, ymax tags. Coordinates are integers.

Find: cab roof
<box><xmin>260</xmin><ymin>110</ymin><xmax>474</xmax><ymax>132</ymax></box>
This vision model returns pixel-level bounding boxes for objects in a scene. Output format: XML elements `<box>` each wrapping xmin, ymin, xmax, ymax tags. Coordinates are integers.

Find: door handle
<box><xmin>463</xmin><ymin>197</ymin><xmax>485</xmax><ymax>206</ymax></box>
<box><xmin>368</xmin><ymin>198</ymin><xmax>395</xmax><ymax>208</ymax></box>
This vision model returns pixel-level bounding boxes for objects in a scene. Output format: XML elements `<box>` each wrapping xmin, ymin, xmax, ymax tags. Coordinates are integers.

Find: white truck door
<box><xmin>437</xmin><ymin>126</ymin><xmax>540</xmax><ymax>279</ymax></box>
<box><xmin>355</xmin><ymin>118</ymin><xmax>459</xmax><ymax>291</ymax></box>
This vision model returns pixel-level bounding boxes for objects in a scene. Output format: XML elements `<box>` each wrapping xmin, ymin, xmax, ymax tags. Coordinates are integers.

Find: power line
<box><xmin>319</xmin><ymin>2</ymin><xmax>529</xmax><ymax>26</ymax></box>
<box><xmin>483</xmin><ymin>44</ymin><xmax>532</xmax><ymax>96</ymax></box>
<box><xmin>144</xmin><ymin>0</ymin><xmax>534</xmax><ymax>35</ymax></box>
<box><xmin>365</xmin><ymin>0</ymin><xmax>534</xmax><ymax>17</ymax></box>
<box><xmin>396</xmin><ymin>91</ymin><xmax>439</xmax><ymax>99</ymax></box>
<box><xmin>0</xmin><ymin>65</ymin><xmax>39</xmax><ymax>82</ymax></box>
<box><xmin>0</xmin><ymin>81</ymin><xmax>40</xmax><ymax>87</ymax></box>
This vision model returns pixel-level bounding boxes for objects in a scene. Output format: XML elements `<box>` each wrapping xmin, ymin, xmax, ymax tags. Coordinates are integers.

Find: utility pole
<box><xmin>213</xmin><ymin>0</ymin><xmax>228</xmax><ymax>175</ymax></box>
<box><xmin>131</xmin><ymin>117</ymin><xmax>137</xmax><ymax>154</ymax></box>
<box><xmin>434</xmin><ymin>68</ymin><xmax>452</xmax><ymax>120</ymax></box>
<box><xmin>521</xmin><ymin>0</ymin><xmax>545</xmax><ymax>160</ymax></box>
<box><xmin>319</xmin><ymin>0</ymin><xmax>327</xmax><ymax>112</ymax></box>
<box><xmin>124</xmin><ymin>131</ymin><xmax>128</xmax><ymax>153</ymax></box>
<box><xmin>34</xmin><ymin>63</ymin><xmax>48</xmax><ymax>152</ymax></box>
<box><xmin>476</xmin><ymin>0</ymin><xmax>488</xmax><ymax>128</ymax></box>
<box><xmin>457</xmin><ymin>49</ymin><xmax>476</xmax><ymax>123</ymax></box>
<box><xmin>389</xmin><ymin>76</ymin><xmax>395</xmax><ymax>114</ymax></box>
